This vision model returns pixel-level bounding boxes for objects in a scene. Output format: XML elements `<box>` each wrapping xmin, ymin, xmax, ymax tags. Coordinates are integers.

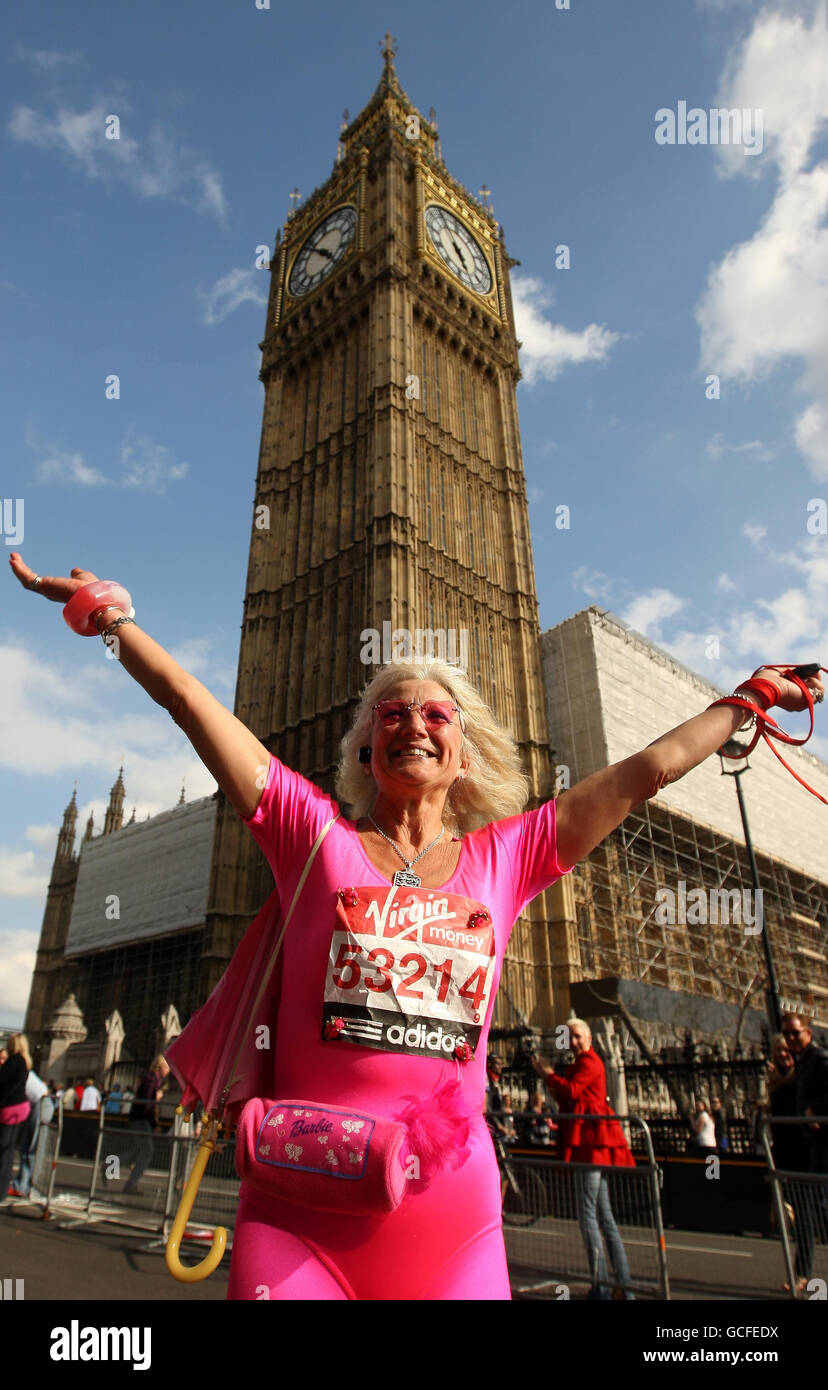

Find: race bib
<box><xmin>322</xmin><ymin>886</ymin><xmax>496</xmax><ymax>1060</ymax></box>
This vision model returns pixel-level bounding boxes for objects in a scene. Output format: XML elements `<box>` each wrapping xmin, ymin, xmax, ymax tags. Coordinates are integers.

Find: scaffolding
<box><xmin>498</xmin><ymin>798</ymin><xmax>828</xmax><ymax>1051</ymax></box>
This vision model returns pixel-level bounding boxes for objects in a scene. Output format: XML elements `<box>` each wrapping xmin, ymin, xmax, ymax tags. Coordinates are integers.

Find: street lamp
<box><xmin>718</xmin><ymin>738</ymin><xmax>783</xmax><ymax>1034</ymax></box>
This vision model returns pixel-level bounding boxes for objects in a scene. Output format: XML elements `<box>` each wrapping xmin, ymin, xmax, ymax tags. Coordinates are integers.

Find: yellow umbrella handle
<box><xmin>165</xmin><ymin>1115</ymin><xmax>228</xmax><ymax>1283</ymax></box>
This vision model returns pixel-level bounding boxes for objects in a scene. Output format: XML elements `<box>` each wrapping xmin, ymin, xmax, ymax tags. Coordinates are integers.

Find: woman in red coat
<box><xmin>532</xmin><ymin>1019</ymin><xmax>635</xmax><ymax>1299</ymax></box>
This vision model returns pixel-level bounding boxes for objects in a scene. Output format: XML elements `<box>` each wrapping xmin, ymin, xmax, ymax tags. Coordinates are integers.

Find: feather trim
<box><xmin>394</xmin><ymin>1078</ymin><xmax>473</xmax><ymax>1184</ymax></box>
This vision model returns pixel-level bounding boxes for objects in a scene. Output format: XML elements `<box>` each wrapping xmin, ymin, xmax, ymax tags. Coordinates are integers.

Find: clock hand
<box><xmin>312</xmin><ymin>246</ymin><xmax>335</xmax><ymax>260</ymax></box>
<box><xmin>451</xmin><ymin>237</ymin><xmax>469</xmax><ymax>269</ymax></box>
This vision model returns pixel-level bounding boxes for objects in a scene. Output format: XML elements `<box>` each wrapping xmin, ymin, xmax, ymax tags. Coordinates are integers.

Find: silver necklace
<box><xmin>368</xmin><ymin>815</ymin><xmax>445</xmax><ymax>888</ymax></box>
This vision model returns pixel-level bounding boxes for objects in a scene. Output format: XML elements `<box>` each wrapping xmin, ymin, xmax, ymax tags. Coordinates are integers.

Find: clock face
<box><xmin>288</xmin><ymin>205</ymin><xmax>358</xmax><ymax>297</ymax></box>
<box><xmin>425</xmin><ymin>205</ymin><xmax>492</xmax><ymax>295</ymax></box>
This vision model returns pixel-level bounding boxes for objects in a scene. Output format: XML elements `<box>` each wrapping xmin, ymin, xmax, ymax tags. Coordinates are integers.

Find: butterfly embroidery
<box><xmin>285</xmin><ymin>1143</ymin><xmax>303</xmax><ymax>1161</ymax></box>
<box><xmin>259</xmin><ymin>1144</ymin><xmax>270</xmax><ymax>1156</ymax></box>
<box><xmin>342</xmin><ymin>1119</ymin><xmax>365</xmax><ymax>1134</ymax></box>
<box><xmin>348</xmin><ymin>1151</ymin><xmax>362</xmax><ymax>1165</ymax></box>
<box><xmin>325</xmin><ymin>1149</ymin><xmax>339</xmax><ymax>1165</ymax></box>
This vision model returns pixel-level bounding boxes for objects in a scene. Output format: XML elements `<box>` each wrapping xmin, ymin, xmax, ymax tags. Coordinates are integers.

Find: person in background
<box><xmin>10</xmin><ymin>1066</ymin><xmax>49</xmax><ymax>1198</ymax></box>
<box><xmin>62</xmin><ymin>1080</ymin><xmax>79</xmax><ymax>1111</ymax></box>
<box><xmin>0</xmin><ymin>1050</ymin><xmax>8</xmax><ymax>1066</ymax></box>
<box><xmin>123</xmin><ymin>1056</ymin><xmax>170</xmax><ymax>1195</ymax></box>
<box><xmin>711</xmin><ymin>1096</ymin><xmax>729</xmax><ymax>1152</ymax></box>
<box><xmin>532</xmin><ymin>1020</ymin><xmax>636</xmax><ymax>1300</ymax></box>
<box><xmin>0</xmin><ymin>1035</ymin><xmax>32</xmax><ymax>1206</ymax></box>
<box><xmin>501</xmin><ymin>1094</ymin><xmax>518</xmax><ymax>1145</ymax></box>
<box><xmin>104</xmin><ymin>1083</ymin><xmax>123</xmax><ymax>1115</ymax></box>
<box><xmin>526</xmin><ymin>1092</ymin><xmax>555</xmax><ymax>1147</ymax></box>
<box><xmin>80</xmin><ymin>1077</ymin><xmax>102</xmax><ymax>1112</ymax></box>
<box><xmin>484</xmin><ymin>1054</ymin><xmax>511</xmax><ymax>1202</ymax></box>
<box><xmin>781</xmin><ymin>1012</ymin><xmax>828</xmax><ymax>1295</ymax></box>
<box><xmin>690</xmin><ymin>1100</ymin><xmax>717</xmax><ymax>1152</ymax></box>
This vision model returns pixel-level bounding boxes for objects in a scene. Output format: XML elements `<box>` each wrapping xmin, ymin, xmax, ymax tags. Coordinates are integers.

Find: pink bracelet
<box><xmin>63</xmin><ymin>580</ymin><xmax>134</xmax><ymax>637</ymax></box>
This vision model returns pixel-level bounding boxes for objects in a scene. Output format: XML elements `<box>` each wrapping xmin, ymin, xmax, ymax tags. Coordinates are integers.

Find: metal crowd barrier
<box><xmin>500</xmin><ymin>1113</ymin><xmax>670</xmax><ymax>1300</ymax></box>
<box><xmin>18</xmin><ymin>1099</ymin><xmax>239</xmax><ymax>1260</ymax></box>
<box><xmin>759</xmin><ymin>1114</ymin><xmax>828</xmax><ymax>1300</ymax></box>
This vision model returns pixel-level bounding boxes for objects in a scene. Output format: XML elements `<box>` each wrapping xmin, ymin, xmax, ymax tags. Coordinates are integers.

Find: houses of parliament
<box><xmin>22</xmin><ymin>39</ymin><xmax>828</xmax><ymax>1093</ymax></box>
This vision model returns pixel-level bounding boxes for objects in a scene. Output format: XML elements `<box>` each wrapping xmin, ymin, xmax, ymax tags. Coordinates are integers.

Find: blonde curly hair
<box><xmin>334</xmin><ymin>659</ymin><xmax>529</xmax><ymax>835</ymax></box>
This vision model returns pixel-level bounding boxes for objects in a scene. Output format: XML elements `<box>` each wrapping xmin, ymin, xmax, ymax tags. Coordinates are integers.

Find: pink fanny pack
<box><xmin>0</xmin><ymin>1101</ymin><xmax>31</xmax><ymax>1126</ymax></box>
<box><xmin>235</xmin><ymin>1079</ymin><xmax>473</xmax><ymax>1216</ymax></box>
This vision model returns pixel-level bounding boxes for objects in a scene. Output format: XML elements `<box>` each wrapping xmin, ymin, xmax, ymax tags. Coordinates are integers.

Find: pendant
<box><xmin>393</xmin><ymin>869</ymin><xmax>421</xmax><ymax>888</ymax></box>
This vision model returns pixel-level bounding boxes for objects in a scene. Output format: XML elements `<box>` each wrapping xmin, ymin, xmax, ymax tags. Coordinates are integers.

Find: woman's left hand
<box><xmin>751</xmin><ymin>666</ymin><xmax>824</xmax><ymax>713</ymax></box>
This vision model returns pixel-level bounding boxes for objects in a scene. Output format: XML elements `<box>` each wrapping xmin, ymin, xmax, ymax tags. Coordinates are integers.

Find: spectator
<box><xmin>690</xmin><ymin>1101</ymin><xmax>717</xmax><ymax>1152</ymax></box>
<box><xmin>0</xmin><ymin>1049</ymin><xmax>8</xmax><ymax>1066</ymax></box>
<box><xmin>63</xmin><ymin>1080</ymin><xmax>79</xmax><ymax>1111</ymax></box>
<box><xmin>711</xmin><ymin>1097</ymin><xmax>729</xmax><ymax>1152</ymax></box>
<box><xmin>526</xmin><ymin>1092</ymin><xmax>555</xmax><ymax>1147</ymax></box>
<box><xmin>532</xmin><ymin>1019</ymin><xmax>636</xmax><ymax>1300</ymax></box>
<box><xmin>484</xmin><ymin>1054</ymin><xmax>508</xmax><ymax>1138</ymax></box>
<box><xmin>122</xmin><ymin>1055</ymin><xmax>170</xmax><ymax>1194</ymax></box>
<box><xmin>781</xmin><ymin>1012</ymin><xmax>828</xmax><ymax>1295</ymax></box>
<box><xmin>501</xmin><ymin>1094</ymin><xmax>518</xmax><ymax>1145</ymax></box>
<box><xmin>104</xmin><ymin>1084</ymin><xmax>123</xmax><ymax>1116</ymax></box>
<box><xmin>10</xmin><ymin>1067</ymin><xmax>48</xmax><ymax>1198</ymax></box>
<box><xmin>0</xmin><ymin>1034</ymin><xmax>32</xmax><ymax>1205</ymax></box>
<box><xmin>80</xmin><ymin>1078</ymin><xmax>102</xmax><ymax>1112</ymax></box>
<box><xmin>484</xmin><ymin>1054</ymin><xmax>511</xmax><ymax>1202</ymax></box>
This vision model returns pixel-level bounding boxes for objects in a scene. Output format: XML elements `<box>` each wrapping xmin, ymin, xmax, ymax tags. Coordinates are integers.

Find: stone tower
<box><xmin>24</xmin><ymin>789</ymin><xmax>80</xmax><ymax>1057</ymax></box>
<box><xmin>201</xmin><ymin>36</ymin><xmax>577</xmax><ymax>1023</ymax></box>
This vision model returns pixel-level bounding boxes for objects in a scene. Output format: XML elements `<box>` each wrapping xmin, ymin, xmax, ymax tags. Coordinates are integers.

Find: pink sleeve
<box><xmin>241</xmin><ymin>754</ymin><xmax>339</xmax><ymax>884</ymax></box>
<box><xmin>490</xmin><ymin>797</ymin><xmax>574</xmax><ymax>918</ymax></box>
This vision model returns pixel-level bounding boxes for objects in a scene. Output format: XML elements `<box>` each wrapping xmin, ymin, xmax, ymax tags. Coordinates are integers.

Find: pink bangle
<box><xmin>63</xmin><ymin>580</ymin><xmax>134</xmax><ymax>637</ymax></box>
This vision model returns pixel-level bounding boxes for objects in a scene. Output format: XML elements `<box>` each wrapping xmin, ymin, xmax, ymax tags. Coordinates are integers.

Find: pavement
<box><xmin>0</xmin><ymin>1192</ymin><xmax>805</xmax><ymax>1303</ymax></box>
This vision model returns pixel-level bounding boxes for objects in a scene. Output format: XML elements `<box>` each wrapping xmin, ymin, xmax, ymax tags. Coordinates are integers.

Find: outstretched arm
<box><xmin>9</xmin><ymin>555</ymin><xmax>270</xmax><ymax>821</ymax></box>
<box><xmin>554</xmin><ymin>668</ymin><xmax>824</xmax><ymax>871</ymax></box>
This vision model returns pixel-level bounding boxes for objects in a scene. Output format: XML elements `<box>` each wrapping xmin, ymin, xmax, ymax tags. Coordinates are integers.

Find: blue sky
<box><xmin>2</xmin><ymin>0</ymin><xmax>828</xmax><ymax>1024</ymax></box>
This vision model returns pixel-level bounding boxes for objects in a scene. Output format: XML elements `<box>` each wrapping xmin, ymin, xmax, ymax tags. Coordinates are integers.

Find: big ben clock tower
<box><xmin>201</xmin><ymin>35</ymin><xmax>579</xmax><ymax>1027</ymax></box>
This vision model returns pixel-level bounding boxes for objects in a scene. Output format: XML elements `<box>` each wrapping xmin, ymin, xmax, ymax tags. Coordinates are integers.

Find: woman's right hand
<box><xmin>8</xmin><ymin>552</ymin><xmax>100</xmax><ymax>605</ymax></box>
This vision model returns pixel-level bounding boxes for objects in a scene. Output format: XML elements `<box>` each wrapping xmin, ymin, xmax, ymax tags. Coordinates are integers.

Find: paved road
<box><xmin>0</xmin><ymin>1195</ymin><xmax>808</xmax><ymax>1302</ymax></box>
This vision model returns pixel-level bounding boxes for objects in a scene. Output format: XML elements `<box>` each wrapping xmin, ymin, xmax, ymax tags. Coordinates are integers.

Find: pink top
<box><xmin>235</xmin><ymin>755</ymin><xmax>573</xmax><ymax>1124</ymax></box>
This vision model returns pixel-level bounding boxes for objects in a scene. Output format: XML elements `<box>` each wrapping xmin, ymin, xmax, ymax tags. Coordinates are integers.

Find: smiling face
<box><xmin>367</xmin><ymin>679</ymin><xmax>468</xmax><ymax>806</ymax></box>
<box><xmin>569</xmin><ymin>1023</ymin><xmax>591</xmax><ymax>1056</ymax></box>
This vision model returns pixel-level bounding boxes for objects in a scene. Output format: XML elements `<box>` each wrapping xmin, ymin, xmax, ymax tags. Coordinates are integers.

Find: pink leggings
<box><xmin>227</xmin><ymin>1133</ymin><xmax>510</xmax><ymax>1301</ymax></box>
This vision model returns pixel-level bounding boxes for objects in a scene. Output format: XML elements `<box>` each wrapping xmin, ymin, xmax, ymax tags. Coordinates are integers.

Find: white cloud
<box><xmin>26</xmin><ymin>425</ymin><xmax>189</xmax><ymax>493</ymax></box>
<box><xmin>713</xmin><ymin>3</ymin><xmax>828</xmax><ymax>182</ymax></box>
<box><xmin>35</xmin><ymin>445</ymin><xmax>110</xmax><ymax>487</ymax></box>
<box><xmin>794</xmin><ymin>402</ymin><xmax>828</xmax><ymax>473</ymax></box>
<box><xmin>620</xmin><ymin>535</ymin><xmax>828</xmax><ymax>714</ymax></box>
<box><xmin>0</xmin><ymin>927</ymin><xmax>39</xmax><ymax>1023</ymax></box>
<box><xmin>512</xmin><ymin>275</ymin><xmax>621</xmax><ymax>385</ymax></box>
<box><xmin>705</xmin><ymin>432</ymin><xmax>775</xmax><ymax>461</ymax></box>
<box><xmin>0</xmin><ymin>639</ymin><xmax>223</xmax><ymax>792</ymax></box>
<box><xmin>742</xmin><ymin>521</ymin><xmax>768</xmax><ymax>545</ymax></box>
<box><xmin>572</xmin><ymin>565</ymin><xmax>617</xmax><ymax>602</ymax></box>
<box><xmin>717</xmin><ymin>572</ymin><xmax>737</xmax><ymax>591</ymax></box>
<box><xmin>0</xmin><ymin>846</ymin><xmax>49</xmax><ymax>899</ymax></box>
<box><xmin>8</xmin><ymin>100</ymin><xmax>228</xmax><ymax>223</ymax></box>
<box><xmin>621</xmin><ymin>588</ymin><xmax>686</xmax><ymax>639</ymax></box>
<box><xmin>119</xmin><ymin>429</ymin><xmax>190</xmax><ymax>493</ymax></box>
<box><xmin>14</xmin><ymin>44</ymin><xmax>82</xmax><ymax>71</ymax></box>
<box><xmin>199</xmin><ymin>268</ymin><xmax>268</xmax><ymax>326</ymax></box>
<box><xmin>697</xmin><ymin>4</ymin><xmax>828</xmax><ymax>479</ymax></box>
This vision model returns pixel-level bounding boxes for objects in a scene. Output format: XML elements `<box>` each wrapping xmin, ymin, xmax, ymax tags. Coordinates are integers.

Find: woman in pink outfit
<box><xmin>8</xmin><ymin>553</ymin><xmax>824</xmax><ymax>1298</ymax></box>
